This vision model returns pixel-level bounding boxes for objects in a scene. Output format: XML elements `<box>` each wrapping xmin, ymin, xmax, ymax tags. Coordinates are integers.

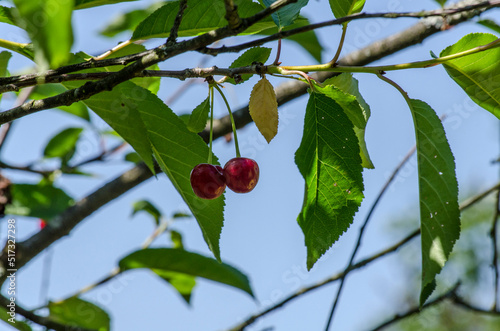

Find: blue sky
<box><xmin>1</xmin><ymin>0</ymin><xmax>499</xmax><ymax>330</ymax></box>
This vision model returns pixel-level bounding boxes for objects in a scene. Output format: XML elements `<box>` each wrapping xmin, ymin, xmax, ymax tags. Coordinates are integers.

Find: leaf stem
<box><xmin>329</xmin><ymin>23</ymin><xmax>348</xmax><ymax>66</ymax></box>
<box><xmin>94</xmin><ymin>39</ymin><xmax>133</xmax><ymax>61</ymax></box>
<box><xmin>208</xmin><ymin>86</ymin><xmax>215</xmax><ymax>164</ymax></box>
<box><xmin>214</xmin><ymin>84</ymin><xmax>241</xmax><ymax>158</ymax></box>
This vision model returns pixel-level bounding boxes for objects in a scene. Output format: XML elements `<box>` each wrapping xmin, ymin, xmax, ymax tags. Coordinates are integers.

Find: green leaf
<box><xmin>135</xmin><ymin>87</ymin><xmax>225</xmax><ymax>261</ymax></box>
<box><xmin>0</xmin><ymin>51</ymin><xmax>12</xmax><ymax>103</ymax></box>
<box><xmin>74</xmin><ymin>0</ymin><xmax>137</xmax><ymax>10</ymax></box>
<box><xmin>100</xmin><ymin>2</ymin><xmax>164</xmax><ymax>37</ymax></box>
<box><xmin>5</xmin><ymin>183</ymin><xmax>74</xmax><ymax>220</ymax></box>
<box><xmin>407</xmin><ymin>99</ymin><xmax>460</xmax><ymax>306</ymax></box>
<box><xmin>132</xmin><ymin>0</ymin><xmax>268</xmax><ymax>40</ymax></box>
<box><xmin>262</xmin><ymin>0</ymin><xmax>308</xmax><ymax>29</ymax></box>
<box><xmin>433</xmin><ymin>0</ymin><xmax>447</xmax><ymax>7</ymax></box>
<box><xmin>328</xmin><ymin>0</ymin><xmax>366</xmax><ymax>19</ymax></box>
<box><xmin>295</xmin><ymin>92</ymin><xmax>364</xmax><ymax>269</ymax></box>
<box><xmin>48</xmin><ymin>297</ymin><xmax>110</xmax><ymax>331</ymax></box>
<box><xmin>440</xmin><ymin>33</ymin><xmax>500</xmax><ymax>120</ymax></box>
<box><xmin>0</xmin><ymin>6</ymin><xmax>15</xmax><ymax>26</ymax></box>
<box><xmin>13</xmin><ymin>0</ymin><xmax>73</xmax><ymax>69</ymax></box>
<box><xmin>43</xmin><ymin>127</ymin><xmax>83</xmax><ymax>162</ymax></box>
<box><xmin>31</xmin><ymin>85</ymin><xmax>90</xmax><ymax>121</ymax></box>
<box><xmin>226</xmin><ymin>47</ymin><xmax>272</xmax><ymax>84</ymax></box>
<box><xmin>63</xmin><ymin>81</ymin><xmax>155</xmax><ymax>173</ymax></box>
<box><xmin>131</xmin><ymin>200</ymin><xmax>162</xmax><ymax>225</ymax></box>
<box><xmin>153</xmin><ymin>269</ymin><xmax>196</xmax><ymax>304</ymax></box>
<box><xmin>170</xmin><ymin>230</ymin><xmax>184</xmax><ymax>249</ymax></box>
<box><xmin>119</xmin><ymin>248</ymin><xmax>253</xmax><ymax>297</ymax></box>
<box><xmin>0</xmin><ymin>40</ymin><xmax>34</xmax><ymax>60</ymax></box>
<box><xmin>320</xmin><ymin>74</ymin><xmax>374</xmax><ymax>168</ymax></box>
<box><xmin>280</xmin><ymin>19</ymin><xmax>322</xmax><ymax>62</ymax></box>
<box><xmin>124</xmin><ymin>152</ymin><xmax>142</xmax><ymax>164</ymax></box>
<box><xmin>0</xmin><ymin>306</ymin><xmax>32</xmax><ymax>331</ymax></box>
<box><xmin>187</xmin><ymin>96</ymin><xmax>210</xmax><ymax>133</ymax></box>
<box><xmin>478</xmin><ymin>19</ymin><xmax>500</xmax><ymax>35</ymax></box>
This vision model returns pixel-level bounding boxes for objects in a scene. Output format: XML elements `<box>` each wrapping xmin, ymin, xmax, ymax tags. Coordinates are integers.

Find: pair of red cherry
<box><xmin>190</xmin><ymin>157</ymin><xmax>259</xmax><ymax>199</ymax></box>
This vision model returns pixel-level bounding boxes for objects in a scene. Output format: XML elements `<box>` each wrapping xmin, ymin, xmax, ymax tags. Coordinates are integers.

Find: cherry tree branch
<box><xmin>166</xmin><ymin>0</ymin><xmax>188</xmax><ymax>45</ymax></box>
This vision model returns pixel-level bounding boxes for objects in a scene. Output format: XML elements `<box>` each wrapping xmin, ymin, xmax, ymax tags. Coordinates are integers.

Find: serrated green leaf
<box><xmin>478</xmin><ymin>19</ymin><xmax>500</xmax><ymax>35</ymax></box>
<box><xmin>5</xmin><ymin>183</ymin><xmax>74</xmax><ymax>220</ymax></box>
<box><xmin>13</xmin><ymin>0</ymin><xmax>73</xmax><ymax>69</ymax></box>
<box><xmin>131</xmin><ymin>200</ymin><xmax>162</xmax><ymax>225</ymax></box>
<box><xmin>0</xmin><ymin>306</ymin><xmax>32</xmax><ymax>331</ymax></box>
<box><xmin>262</xmin><ymin>0</ymin><xmax>308</xmax><ymax>29</ymax></box>
<box><xmin>226</xmin><ymin>47</ymin><xmax>272</xmax><ymax>84</ymax></box>
<box><xmin>74</xmin><ymin>0</ymin><xmax>137</xmax><ymax>10</ymax></box>
<box><xmin>0</xmin><ymin>51</ymin><xmax>11</xmax><ymax>103</ymax></box>
<box><xmin>295</xmin><ymin>92</ymin><xmax>364</xmax><ymax>269</ymax></box>
<box><xmin>31</xmin><ymin>85</ymin><xmax>90</xmax><ymax>121</ymax></box>
<box><xmin>407</xmin><ymin>99</ymin><xmax>460</xmax><ymax>306</ymax></box>
<box><xmin>43</xmin><ymin>127</ymin><xmax>83</xmax><ymax>162</ymax></box>
<box><xmin>119</xmin><ymin>248</ymin><xmax>253</xmax><ymax>297</ymax></box>
<box><xmin>48</xmin><ymin>297</ymin><xmax>110</xmax><ymax>331</ymax></box>
<box><xmin>63</xmin><ymin>81</ymin><xmax>155</xmax><ymax>173</ymax></box>
<box><xmin>320</xmin><ymin>74</ymin><xmax>373</xmax><ymax>168</ymax></box>
<box><xmin>134</xmin><ymin>87</ymin><xmax>225</xmax><ymax>260</ymax></box>
<box><xmin>132</xmin><ymin>0</ymin><xmax>271</xmax><ymax>40</ymax></box>
<box><xmin>187</xmin><ymin>97</ymin><xmax>210</xmax><ymax>133</ymax></box>
<box><xmin>328</xmin><ymin>0</ymin><xmax>366</xmax><ymax>19</ymax></box>
<box><xmin>153</xmin><ymin>269</ymin><xmax>195</xmax><ymax>303</ymax></box>
<box><xmin>440</xmin><ymin>33</ymin><xmax>500</xmax><ymax>120</ymax></box>
<box><xmin>0</xmin><ymin>6</ymin><xmax>15</xmax><ymax>26</ymax></box>
<box><xmin>100</xmin><ymin>2</ymin><xmax>163</xmax><ymax>37</ymax></box>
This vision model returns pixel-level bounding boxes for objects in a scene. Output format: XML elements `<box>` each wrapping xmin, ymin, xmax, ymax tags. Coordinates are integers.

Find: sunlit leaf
<box><xmin>318</xmin><ymin>74</ymin><xmax>373</xmax><ymax>168</ymax></box>
<box><xmin>119</xmin><ymin>248</ymin><xmax>253</xmax><ymax>297</ymax></box>
<box><xmin>153</xmin><ymin>269</ymin><xmax>196</xmax><ymax>304</ymax></box>
<box><xmin>433</xmin><ymin>0</ymin><xmax>447</xmax><ymax>7</ymax></box>
<box><xmin>328</xmin><ymin>0</ymin><xmax>366</xmax><ymax>19</ymax></box>
<box><xmin>5</xmin><ymin>183</ymin><xmax>74</xmax><ymax>220</ymax></box>
<box><xmin>249</xmin><ymin>76</ymin><xmax>278</xmax><ymax>143</ymax></box>
<box><xmin>187</xmin><ymin>96</ymin><xmax>210</xmax><ymax>133</ymax></box>
<box><xmin>406</xmin><ymin>99</ymin><xmax>460</xmax><ymax>306</ymax></box>
<box><xmin>48</xmin><ymin>297</ymin><xmax>110</xmax><ymax>331</ymax></box>
<box><xmin>295</xmin><ymin>92</ymin><xmax>364</xmax><ymax>269</ymax></box>
<box><xmin>74</xmin><ymin>0</ymin><xmax>137</xmax><ymax>10</ymax></box>
<box><xmin>135</xmin><ymin>87</ymin><xmax>225</xmax><ymax>261</ymax></box>
<box><xmin>440</xmin><ymin>33</ymin><xmax>500</xmax><ymax>120</ymax></box>
<box><xmin>0</xmin><ymin>6</ymin><xmax>15</xmax><ymax>26</ymax></box>
<box><xmin>262</xmin><ymin>0</ymin><xmax>308</xmax><ymax>29</ymax></box>
<box><xmin>226</xmin><ymin>47</ymin><xmax>272</xmax><ymax>84</ymax></box>
<box><xmin>0</xmin><ymin>306</ymin><xmax>32</xmax><ymax>331</ymax></box>
<box><xmin>132</xmin><ymin>0</ymin><xmax>270</xmax><ymax>40</ymax></box>
<box><xmin>13</xmin><ymin>0</ymin><xmax>73</xmax><ymax>68</ymax></box>
<box><xmin>131</xmin><ymin>199</ymin><xmax>162</xmax><ymax>225</ymax></box>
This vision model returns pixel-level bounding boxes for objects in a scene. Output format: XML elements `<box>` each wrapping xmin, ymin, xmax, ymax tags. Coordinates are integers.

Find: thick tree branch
<box><xmin>224</xmin><ymin>0</ymin><xmax>242</xmax><ymax>30</ymax></box>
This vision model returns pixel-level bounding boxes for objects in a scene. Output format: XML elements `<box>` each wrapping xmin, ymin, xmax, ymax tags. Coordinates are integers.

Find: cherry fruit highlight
<box><xmin>224</xmin><ymin>158</ymin><xmax>259</xmax><ymax>193</ymax></box>
<box><xmin>190</xmin><ymin>164</ymin><xmax>226</xmax><ymax>199</ymax></box>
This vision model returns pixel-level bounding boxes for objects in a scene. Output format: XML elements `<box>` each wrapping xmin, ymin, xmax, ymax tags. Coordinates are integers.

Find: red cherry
<box><xmin>190</xmin><ymin>164</ymin><xmax>226</xmax><ymax>199</ymax></box>
<box><xmin>223</xmin><ymin>158</ymin><xmax>259</xmax><ymax>193</ymax></box>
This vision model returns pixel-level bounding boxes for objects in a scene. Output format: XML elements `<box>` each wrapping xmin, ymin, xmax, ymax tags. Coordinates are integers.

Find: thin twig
<box><xmin>167</xmin><ymin>0</ymin><xmax>188</xmax><ymax>45</ymax></box>
<box><xmin>324</xmin><ymin>144</ymin><xmax>417</xmax><ymax>330</ymax></box>
<box><xmin>490</xmin><ymin>190</ymin><xmax>500</xmax><ymax>310</ymax></box>
<box><xmin>369</xmin><ymin>283</ymin><xmax>460</xmax><ymax>331</ymax></box>
<box><xmin>200</xmin><ymin>0</ymin><xmax>500</xmax><ymax>55</ymax></box>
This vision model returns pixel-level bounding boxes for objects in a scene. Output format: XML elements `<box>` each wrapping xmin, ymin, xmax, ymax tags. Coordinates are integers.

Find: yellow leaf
<box><xmin>249</xmin><ymin>77</ymin><xmax>279</xmax><ymax>143</ymax></box>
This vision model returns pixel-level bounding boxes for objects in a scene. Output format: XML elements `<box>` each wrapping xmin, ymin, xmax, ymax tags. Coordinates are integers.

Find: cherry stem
<box><xmin>208</xmin><ymin>86</ymin><xmax>214</xmax><ymax>164</ymax></box>
<box><xmin>214</xmin><ymin>84</ymin><xmax>241</xmax><ymax>158</ymax></box>
<box><xmin>329</xmin><ymin>23</ymin><xmax>348</xmax><ymax>66</ymax></box>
